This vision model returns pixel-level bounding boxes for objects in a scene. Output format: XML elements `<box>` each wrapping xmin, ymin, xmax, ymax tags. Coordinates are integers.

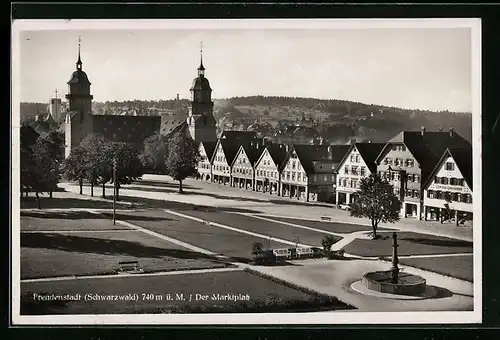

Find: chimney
<box><xmin>176</xmin><ymin>93</ymin><xmax>179</xmax><ymax>101</ymax></box>
<box><xmin>420</xmin><ymin>126</ymin><xmax>426</xmax><ymax>136</ymax></box>
<box><xmin>449</xmin><ymin>127</ymin><xmax>454</xmax><ymax>137</ymax></box>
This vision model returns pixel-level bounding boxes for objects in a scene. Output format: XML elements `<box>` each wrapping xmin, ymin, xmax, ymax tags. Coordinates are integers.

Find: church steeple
<box><xmin>76</xmin><ymin>36</ymin><xmax>83</xmax><ymax>70</ymax></box>
<box><xmin>198</xmin><ymin>41</ymin><xmax>205</xmax><ymax>77</ymax></box>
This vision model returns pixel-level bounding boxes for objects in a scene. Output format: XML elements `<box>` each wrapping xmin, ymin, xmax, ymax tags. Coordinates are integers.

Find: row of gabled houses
<box><xmin>196</xmin><ymin>127</ymin><xmax>473</xmax><ymax>226</ymax></box>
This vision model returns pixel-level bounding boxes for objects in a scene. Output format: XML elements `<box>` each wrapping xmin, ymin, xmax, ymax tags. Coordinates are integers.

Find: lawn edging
<box><xmin>243</xmin><ymin>268</ymin><xmax>355</xmax><ymax>310</ymax></box>
<box><xmin>21</xmin><ymin>262</ymin><xmax>235</xmax><ymax>281</ymax></box>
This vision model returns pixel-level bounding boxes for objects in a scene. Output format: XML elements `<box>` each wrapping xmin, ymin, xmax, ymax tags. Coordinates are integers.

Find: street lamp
<box><xmin>113</xmin><ymin>157</ymin><xmax>117</xmax><ymax>225</ymax></box>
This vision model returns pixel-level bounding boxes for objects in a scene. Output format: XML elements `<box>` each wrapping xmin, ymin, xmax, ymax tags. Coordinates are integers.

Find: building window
<box><xmin>444</xmin><ymin>191</ymin><xmax>452</xmax><ymax>201</ymax></box>
<box><xmin>313</xmin><ymin>175</ymin><xmax>317</xmax><ymax>183</ymax></box>
<box><xmin>445</xmin><ymin>162</ymin><xmax>455</xmax><ymax>171</ymax></box>
<box><xmin>387</xmin><ymin>158</ymin><xmax>393</xmax><ymax>165</ymax></box>
<box><xmin>344</xmin><ymin>166</ymin><xmax>349</xmax><ymax>175</ymax></box>
<box><xmin>323</xmin><ymin>175</ymin><xmax>328</xmax><ymax>182</ymax></box>
<box><xmin>292</xmin><ymin>172</ymin><xmax>296</xmax><ymax>181</ymax></box>
<box><xmin>452</xmin><ymin>193</ymin><xmax>459</xmax><ymax>201</ymax></box>
<box><xmin>351</xmin><ymin>166</ymin><xmax>358</xmax><ymax>176</ymax></box>
<box><xmin>442</xmin><ymin>177</ymin><xmax>449</xmax><ymax>185</ymax></box>
<box><xmin>435</xmin><ymin>176</ymin><xmax>441</xmax><ymax>184</ymax></box>
<box><xmin>297</xmin><ymin>173</ymin><xmax>301</xmax><ymax>181</ymax></box>
<box><xmin>350</xmin><ymin>155</ymin><xmax>355</xmax><ymax>162</ymax></box>
<box><xmin>355</xmin><ymin>155</ymin><xmax>360</xmax><ymax>163</ymax></box>
<box><xmin>428</xmin><ymin>190</ymin><xmax>434</xmax><ymax>198</ymax></box>
<box><xmin>414</xmin><ymin>190</ymin><xmax>420</xmax><ymax>198</ymax></box>
<box><xmin>286</xmin><ymin>171</ymin><xmax>290</xmax><ymax>180</ymax></box>
<box><xmin>303</xmin><ymin>174</ymin><xmax>307</xmax><ymax>182</ymax></box>
<box><xmin>467</xmin><ymin>194</ymin><xmax>473</xmax><ymax>204</ymax></box>
<box><xmin>360</xmin><ymin>167</ymin><xmax>366</xmax><ymax>176</ymax></box>
<box><xmin>292</xmin><ymin>161</ymin><xmax>296</xmax><ymax>170</ymax></box>
<box><xmin>458</xmin><ymin>179</ymin><xmax>464</xmax><ymax>186</ymax></box>
<box><xmin>405</xmin><ymin>159</ymin><xmax>414</xmax><ymax>167</ymax></box>
<box><xmin>343</xmin><ymin>179</ymin><xmax>347</xmax><ymax>187</ymax></box>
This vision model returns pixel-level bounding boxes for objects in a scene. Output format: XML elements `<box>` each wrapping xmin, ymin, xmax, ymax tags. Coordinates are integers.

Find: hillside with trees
<box><xmin>20</xmin><ymin>96</ymin><xmax>472</xmax><ymax>144</ymax></box>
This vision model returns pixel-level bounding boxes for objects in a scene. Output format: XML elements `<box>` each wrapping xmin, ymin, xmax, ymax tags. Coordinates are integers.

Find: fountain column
<box><xmin>390</xmin><ymin>232</ymin><xmax>399</xmax><ymax>284</ymax></box>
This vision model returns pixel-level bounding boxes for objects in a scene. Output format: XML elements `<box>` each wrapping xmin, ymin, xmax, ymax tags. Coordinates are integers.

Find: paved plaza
<box><xmin>18</xmin><ymin>175</ymin><xmax>475</xmax><ymax>314</ymax></box>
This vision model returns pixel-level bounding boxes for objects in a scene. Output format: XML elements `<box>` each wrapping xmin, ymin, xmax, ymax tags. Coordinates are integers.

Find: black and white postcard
<box><xmin>11</xmin><ymin>18</ymin><xmax>482</xmax><ymax>325</ymax></box>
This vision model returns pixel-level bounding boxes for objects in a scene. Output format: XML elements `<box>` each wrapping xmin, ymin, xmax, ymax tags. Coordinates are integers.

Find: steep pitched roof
<box><xmin>288</xmin><ymin>144</ymin><xmax>350</xmax><ymax>174</ymax></box>
<box><xmin>266</xmin><ymin>144</ymin><xmax>289</xmax><ymax>169</ymax></box>
<box><xmin>200</xmin><ymin>141</ymin><xmax>217</xmax><ymax>161</ymax></box>
<box><xmin>353</xmin><ymin>143</ymin><xmax>386</xmax><ymax>173</ymax></box>
<box><xmin>160</xmin><ymin>114</ymin><xmax>188</xmax><ymax>136</ymax></box>
<box><xmin>239</xmin><ymin>143</ymin><xmax>263</xmax><ymax>166</ymax></box>
<box><xmin>375</xmin><ymin>130</ymin><xmax>472</xmax><ymax>183</ymax></box>
<box><xmin>423</xmin><ymin>146</ymin><xmax>473</xmax><ymax>189</ymax></box>
<box><xmin>93</xmin><ymin>115</ymin><xmax>161</xmax><ymax>144</ymax></box>
<box><xmin>213</xmin><ymin>139</ymin><xmax>242</xmax><ymax>166</ymax></box>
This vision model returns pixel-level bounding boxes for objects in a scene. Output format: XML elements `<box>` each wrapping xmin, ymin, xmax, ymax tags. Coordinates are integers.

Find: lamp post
<box><xmin>113</xmin><ymin>158</ymin><xmax>117</xmax><ymax>225</ymax></box>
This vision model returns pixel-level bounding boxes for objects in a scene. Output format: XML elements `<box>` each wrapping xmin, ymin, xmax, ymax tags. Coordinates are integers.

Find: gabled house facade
<box><xmin>375</xmin><ymin>127</ymin><xmax>471</xmax><ymax>219</ymax></box>
<box><xmin>253</xmin><ymin>144</ymin><xmax>288</xmax><ymax>195</ymax></box>
<box><xmin>197</xmin><ymin>141</ymin><xmax>216</xmax><ymax>181</ymax></box>
<box><xmin>335</xmin><ymin>142</ymin><xmax>386</xmax><ymax>206</ymax></box>
<box><xmin>423</xmin><ymin>147</ymin><xmax>473</xmax><ymax>226</ymax></box>
<box><xmin>230</xmin><ymin>143</ymin><xmax>262</xmax><ymax>190</ymax></box>
<box><xmin>210</xmin><ymin>139</ymin><xmax>239</xmax><ymax>185</ymax></box>
<box><xmin>280</xmin><ymin>144</ymin><xmax>350</xmax><ymax>202</ymax></box>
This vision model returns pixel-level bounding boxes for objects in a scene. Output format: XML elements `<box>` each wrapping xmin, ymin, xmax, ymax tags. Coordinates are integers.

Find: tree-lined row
<box><xmin>20</xmin><ymin>124</ymin><xmax>202</xmax><ymax>208</ymax></box>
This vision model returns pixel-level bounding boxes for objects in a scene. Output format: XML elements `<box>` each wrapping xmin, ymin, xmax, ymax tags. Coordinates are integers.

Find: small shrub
<box><xmin>321</xmin><ymin>235</ymin><xmax>337</xmax><ymax>257</ymax></box>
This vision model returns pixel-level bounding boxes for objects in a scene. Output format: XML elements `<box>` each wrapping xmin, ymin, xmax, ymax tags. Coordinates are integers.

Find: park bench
<box><xmin>320</xmin><ymin>216</ymin><xmax>331</xmax><ymax>221</ymax></box>
<box><xmin>295</xmin><ymin>247</ymin><xmax>314</xmax><ymax>258</ymax></box>
<box><xmin>273</xmin><ymin>248</ymin><xmax>292</xmax><ymax>260</ymax></box>
<box><xmin>118</xmin><ymin>260</ymin><xmax>141</xmax><ymax>272</ymax></box>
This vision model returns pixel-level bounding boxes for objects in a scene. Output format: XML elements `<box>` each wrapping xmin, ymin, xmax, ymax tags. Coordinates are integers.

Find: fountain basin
<box><xmin>362</xmin><ymin>271</ymin><xmax>427</xmax><ymax>296</ymax></box>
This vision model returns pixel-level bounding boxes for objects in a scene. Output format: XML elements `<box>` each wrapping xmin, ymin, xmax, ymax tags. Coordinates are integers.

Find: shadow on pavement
<box><xmin>20</xmin><ymin>197</ymin><xmax>132</xmax><ymax>210</ymax></box>
<box><xmin>20</xmin><ymin>210</ymin><xmax>173</xmax><ymax>222</ymax></box>
<box><xmin>400</xmin><ymin>237</ymin><xmax>472</xmax><ymax>248</ymax></box>
<box><xmin>21</xmin><ymin>232</ymin><xmax>220</xmax><ymax>261</ymax></box>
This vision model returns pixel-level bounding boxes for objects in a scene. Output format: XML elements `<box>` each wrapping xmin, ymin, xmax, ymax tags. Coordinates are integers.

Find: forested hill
<box><xmin>20</xmin><ymin>96</ymin><xmax>472</xmax><ymax>143</ymax></box>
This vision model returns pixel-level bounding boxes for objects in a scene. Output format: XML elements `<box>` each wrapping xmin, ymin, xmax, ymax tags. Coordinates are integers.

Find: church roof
<box><xmin>67</xmin><ymin>70</ymin><xmax>91</xmax><ymax>85</ymax></box>
<box><xmin>160</xmin><ymin>114</ymin><xmax>188</xmax><ymax>136</ymax></box>
<box><xmin>93</xmin><ymin>115</ymin><xmax>161</xmax><ymax>145</ymax></box>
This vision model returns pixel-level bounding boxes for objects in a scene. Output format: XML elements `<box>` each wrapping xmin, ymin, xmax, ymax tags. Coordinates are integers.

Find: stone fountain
<box><xmin>360</xmin><ymin>232</ymin><xmax>427</xmax><ymax>296</ymax></box>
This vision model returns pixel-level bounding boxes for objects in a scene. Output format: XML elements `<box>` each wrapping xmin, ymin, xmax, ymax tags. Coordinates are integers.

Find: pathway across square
<box><xmin>21</xmin><ymin>214</ymin><xmax>227</xmax><ymax>279</ymax></box>
<box><xmin>108</xmin><ymin>210</ymin><xmax>292</xmax><ymax>262</ymax></box>
<box><xmin>178</xmin><ymin>210</ymin><xmax>343</xmax><ymax>247</ymax></box>
<box><xmin>259</xmin><ymin>215</ymin><xmax>392</xmax><ymax>234</ymax></box>
<box><xmin>343</xmin><ymin>231</ymin><xmax>473</xmax><ymax>257</ymax></box>
<box><xmin>20</xmin><ymin>270</ymin><xmax>352</xmax><ymax>314</ymax></box>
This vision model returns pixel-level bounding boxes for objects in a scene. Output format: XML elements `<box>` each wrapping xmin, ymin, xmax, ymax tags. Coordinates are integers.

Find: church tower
<box><xmin>64</xmin><ymin>37</ymin><xmax>94</xmax><ymax>158</ymax></box>
<box><xmin>187</xmin><ymin>43</ymin><xmax>218</xmax><ymax>143</ymax></box>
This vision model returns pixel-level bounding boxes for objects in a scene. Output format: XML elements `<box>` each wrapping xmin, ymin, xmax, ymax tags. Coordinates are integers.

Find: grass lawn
<box><xmin>261</xmin><ymin>216</ymin><xmax>392</xmax><ymax>234</ymax></box>
<box><xmin>343</xmin><ymin>231</ymin><xmax>473</xmax><ymax>257</ymax></box>
<box><xmin>21</xmin><ymin>270</ymin><xmax>353</xmax><ymax>314</ymax></box>
<box><xmin>180</xmin><ymin>210</ymin><xmax>343</xmax><ymax>247</ymax></box>
<box><xmin>110</xmin><ymin>210</ymin><xmax>291</xmax><ymax>263</ymax></box>
<box><xmin>20</xmin><ymin>212</ymin><xmax>129</xmax><ymax>231</ymax></box>
<box><xmin>399</xmin><ymin>255</ymin><xmax>473</xmax><ymax>282</ymax></box>
<box><xmin>21</xmin><ymin>217</ymin><xmax>228</xmax><ymax>279</ymax></box>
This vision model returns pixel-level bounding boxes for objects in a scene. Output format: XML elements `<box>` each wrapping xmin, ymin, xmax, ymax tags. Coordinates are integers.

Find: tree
<box><xmin>62</xmin><ymin>145</ymin><xmax>88</xmax><ymax>195</ymax></box>
<box><xmin>140</xmin><ymin>133</ymin><xmax>170</xmax><ymax>174</ymax></box>
<box><xmin>26</xmin><ymin>137</ymin><xmax>61</xmax><ymax>208</ymax></box>
<box><xmin>79</xmin><ymin>134</ymin><xmax>113</xmax><ymax>197</ymax></box>
<box><xmin>350</xmin><ymin>174</ymin><xmax>401</xmax><ymax>239</ymax></box>
<box><xmin>321</xmin><ymin>235</ymin><xmax>336</xmax><ymax>257</ymax></box>
<box><xmin>37</xmin><ymin>131</ymin><xmax>64</xmax><ymax>163</ymax></box>
<box><xmin>165</xmin><ymin>132</ymin><xmax>201</xmax><ymax>193</ymax></box>
<box><xmin>109</xmin><ymin>142</ymin><xmax>144</xmax><ymax>200</ymax></box>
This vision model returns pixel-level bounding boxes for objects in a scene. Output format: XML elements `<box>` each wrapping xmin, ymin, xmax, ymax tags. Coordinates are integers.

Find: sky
<box><xmin>16</xmin><ymin>20</ymin><xmax>474</xmax><ymax>112</ymax></box>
